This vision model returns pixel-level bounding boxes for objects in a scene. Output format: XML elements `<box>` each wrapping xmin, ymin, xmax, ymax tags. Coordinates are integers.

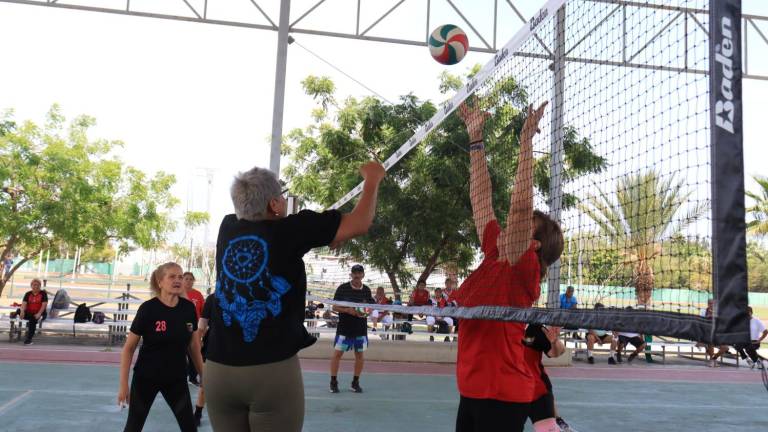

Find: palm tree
<box><xmin>580</xmin><ymin>171</ymin><xmax>709</xmax><ymax>305</ymax></box>
<box><xmin>747</xmin><ymin>175</ymin><xmax>768</xmax><ymax>236</ymax></box>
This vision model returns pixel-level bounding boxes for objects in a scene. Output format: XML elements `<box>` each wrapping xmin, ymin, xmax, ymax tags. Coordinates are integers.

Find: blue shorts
<box><xmin>334</xmin><ymin>335</ymin><xmax>368</xmax><ymax>353</ymax></box>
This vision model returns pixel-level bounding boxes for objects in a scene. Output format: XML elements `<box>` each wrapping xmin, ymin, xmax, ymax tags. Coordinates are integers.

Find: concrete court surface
<box><xmin>0</xmin><ymin>343</ymin><xmax>766</xmax><ymax>432</ymax></box>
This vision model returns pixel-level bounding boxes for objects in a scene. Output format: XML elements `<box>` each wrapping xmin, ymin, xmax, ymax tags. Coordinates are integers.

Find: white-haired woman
<box><xmin>118</xmin><ymin>262</ymin><xmax>203</xmax><ymax>432</ymax></box>
<box><xmin>204</xmin><ymin>161</ymin><xmax>385</xmax><ymax>432</ymax></box>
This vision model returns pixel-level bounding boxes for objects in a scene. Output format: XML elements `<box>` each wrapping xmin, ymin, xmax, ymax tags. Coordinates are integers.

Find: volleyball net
<box><xmin>299</xmin><ymin>0</ymin><xmax>748</xmax><ymax>344</ymax></box>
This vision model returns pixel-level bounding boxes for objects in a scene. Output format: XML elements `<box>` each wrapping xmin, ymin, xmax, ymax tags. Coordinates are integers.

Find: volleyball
<box><xmin>429</xmin><ymin>24</ymin><xmax>469</xmax><ymax>65</ymax></box>
<box><xmin>355</xmin><ymin>307</ymin><xmax>369</xmax><ymax>318</ymax></box>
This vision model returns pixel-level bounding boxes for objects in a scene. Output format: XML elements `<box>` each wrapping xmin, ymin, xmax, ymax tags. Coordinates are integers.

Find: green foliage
<box><xmin>579</xmin><ymin>171</ymin><xmax>710</xmax><ymax>302</ymax></box>
<box><xmin>285</xmin><ymin>74</ymin><xmax>605</xmax><ymax>296</ymax></box>
<box><xmin>580</xmin><ymin>171</ymin><xmax>709</xmax><ymax>262</ymax></box>
<box><xmin>184</xmin><ymin>211</ymin><xmax>210</xmax><ymax>229</ymax></box>
<box><xmin>0</xmin><ymin>105</ymin><xmax>179</xmax><ymax>294</ymax></box>
<box><xmin>747</xmin><ymin>175</ymin><xmax>768</xmax><ymax>237</ymax></box>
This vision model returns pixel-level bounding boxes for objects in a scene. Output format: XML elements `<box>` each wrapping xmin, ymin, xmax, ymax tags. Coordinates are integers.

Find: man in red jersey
<box><xmin>451</xmin><ymin>101</ymin><xmax>564</xmax><ymax>432</ymax></box>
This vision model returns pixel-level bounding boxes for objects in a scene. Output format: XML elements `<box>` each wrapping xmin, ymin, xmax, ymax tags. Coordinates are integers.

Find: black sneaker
<box><xmin>429</xmin><ymin>335</ymin><xmax>434</xmax><ymax>342</ymax></box>
<box><xmin>350</xmin><ymin>381</ymin><xmax>363</xmax><ymax>393</ymax></box>
<box><xmin>329</xmin><ymin>381</ymin><xmax>340</xmax><ymax>393</ymax></box>
<box><xmin>23</xmin><ymin>340</ymin><xmax>33</xmax><ymax>345</ymax></box>
<box><xmin>608</xmin><ymin>357</ymin><xmax>617</xmax><ymax>365</ymax></box>
<box><xmin>444</xmin><ymin>336</ymin><xmax>451</xmax><ymax>342</ymax></box>
<box><xmin>194</xmin><ymin>409</ymin><xmax>202</xmax><ymax>427</ymax></box>
<box><xmin>616</xmin><ymin>352</ymin><xmax>623</xmax><ymax>363</ymax></box>
<box><xmin>587</xmin><ymin>356</ymin><xmax>594</xmax><ymax>364</ymax></box>
<box><xmin>627</xmin><ymin>352</ymin><xmax>638</xmax><ymax>363</ymax></box>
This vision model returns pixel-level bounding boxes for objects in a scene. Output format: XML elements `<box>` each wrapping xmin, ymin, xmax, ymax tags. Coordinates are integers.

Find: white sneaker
<box><xmin>747</xmin><ymin>358</ymin><xmax>755</xmax><ymax>369</ymax></box>
<box><xmin>756</xmin><ymin>360</ymin><xmax>764</xmax><ymax>370</ymax></box>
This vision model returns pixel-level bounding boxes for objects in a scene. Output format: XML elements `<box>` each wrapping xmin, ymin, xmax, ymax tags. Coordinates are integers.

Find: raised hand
<box><xmin>458</xmin><ymin>99</ymin><xmax>491</xmax><ymax>142</ymax></box>
<box><xmin>359</xmin><ymin>161</ymin><xmax>386</xmax><ymax>183</ymax></box>
<box><xmin>520</xmin><ymin>102</ymin><xmax>548</xmax><ymax>141</ymax></box>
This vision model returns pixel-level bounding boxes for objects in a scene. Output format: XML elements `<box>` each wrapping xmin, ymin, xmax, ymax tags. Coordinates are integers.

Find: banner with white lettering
<box><xmin>709</xmin><ymin>0</ymin><xmax>749</xmax><ymax>345</ymax></box>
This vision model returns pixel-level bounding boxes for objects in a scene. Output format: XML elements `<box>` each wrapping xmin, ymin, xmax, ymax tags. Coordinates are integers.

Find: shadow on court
<box><xmin>0</xmin><ymin>356</ymin><xmax>766</xmax><ymax>431</ymax></box>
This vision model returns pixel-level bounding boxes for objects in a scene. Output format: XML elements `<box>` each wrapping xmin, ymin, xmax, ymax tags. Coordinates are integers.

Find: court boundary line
<box><xmin>0</xmin><ymin>390</ymin><xmax>32</xmax><ymax>417</ymax></box>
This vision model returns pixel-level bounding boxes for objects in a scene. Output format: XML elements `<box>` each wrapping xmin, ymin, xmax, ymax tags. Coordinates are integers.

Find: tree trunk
<box><xmin>634</xmin><ymin>260</ymin><xmax>654</xmax><ymax>306</ymax></box>
<box><xmin>386</xmin><ymin>270</ymin><xmax>402</xmax><ymax>302</ymax></box>
<box><xmin>0</xmin><ymin>255</ymin><xmax>34</xmax><ymax>298</ymax></box>
<box><xmin>416</xmin><ymin>237</ymin><xmax>450</xmax><ymax>284</ymax></box>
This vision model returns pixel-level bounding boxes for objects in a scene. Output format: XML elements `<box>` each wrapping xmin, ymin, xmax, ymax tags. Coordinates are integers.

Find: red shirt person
<box><xmin>182</xmin><ymin>272</ymin><xmax>205</xmax><ymax>319</ymax></box>
<box><xmin>452</xmin><ymin>101</ymin><xmax>564</xmax><ymax>432</ymax></box>
<box><xmin>409</xmin><ymin>280</ymin><xmax>431</xmax><ymax>306</ymax></box>
<box><xmin>21</xmin><ymin>278</ymin><xmax>48</xmax><ymax>345</ymax></box>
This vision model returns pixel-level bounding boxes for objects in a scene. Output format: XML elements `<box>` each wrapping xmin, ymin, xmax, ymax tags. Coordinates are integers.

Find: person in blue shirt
<box><xmin>559</xmin><ymin>286</ymin><xmax>577</xmax><ymax>309</ymax></box>
<box><xmin>559</xmin><ymin>286</ymin><xmax>579</xmax><ymax>339</ymax></box>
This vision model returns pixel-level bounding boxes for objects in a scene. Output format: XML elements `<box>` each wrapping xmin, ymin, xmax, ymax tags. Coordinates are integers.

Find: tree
<box><xmin>747</xmin><ymin>175</ymin><xmax>768</xmax><ymax>236</ymax></box>
<box><xmin>284</xmin><ymin>73</ymin><xmax>606</xmax><ymax>299</ymax></box>
<box><xmin>0</xmin><ymin>106</ymin><xmax>178</xmax><ymax>296</ymax></box>
<box><xmin>579</xmin><ymin>171</ymin><xmax>709</xmax><ymax>304</ymax></box>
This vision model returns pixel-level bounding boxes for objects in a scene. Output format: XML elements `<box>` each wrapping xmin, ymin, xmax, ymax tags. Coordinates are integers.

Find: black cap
<box><xmin>351</xmin><ymin>264</ymin><xmax>364</xmax><ymax>273</ymax></box>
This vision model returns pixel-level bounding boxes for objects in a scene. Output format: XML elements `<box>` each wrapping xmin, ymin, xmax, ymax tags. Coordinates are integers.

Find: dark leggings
<box><xmin>735</xmin><ymin>342</ymin><xmax>763</xmax><ymax>363</ymax></box>
<box><xmin>25</xmin><ymin>315</ymin><xmax>40</xmax><ymax>341</ymax></box>
<box><xmin>455</xmin><ymin>396</ymin><xmax>529</xmax><ymax>432</ymax></box>
<box><xmin>124</xmin><ymin>374</ymin><xmax>196</xmax><ymax>432</ymax></box>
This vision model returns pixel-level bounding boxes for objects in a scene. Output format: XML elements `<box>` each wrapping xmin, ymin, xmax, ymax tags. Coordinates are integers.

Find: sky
<box><xmin>1</xmin><ymin>0</ymin><xmax>767</xmax><ymax>257</ymax></box>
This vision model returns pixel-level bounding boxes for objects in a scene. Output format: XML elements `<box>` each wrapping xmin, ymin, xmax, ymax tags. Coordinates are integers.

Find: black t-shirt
<box><xmin>207</xmin><ymin>209</ymin><xmax>342</xmax><ymax>366</ymax></box>
<box><xmin>130</xmin><ymin>297</ymin><xmax>198</xmax><ymax>381</ymax></box>
<box><xmin>334</xmin><ymin>282</ymin><xmax>374</xmax><ymax>337</ymax></box>
<box><xmin>201</xmin><ymin>294</ymin><xmax>214</xmax><ymax>320</ymax></box>
<box><xmin>200</xmin><ymin>294</ymin><xmax>215</xmax><ymax>354</ymax></box>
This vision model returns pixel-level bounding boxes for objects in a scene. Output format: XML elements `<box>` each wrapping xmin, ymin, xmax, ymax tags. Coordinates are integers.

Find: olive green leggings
<box><xmin>203</xmin><ymin>355</ymin><xmax>304</xmax><ymax>432</ymax></box>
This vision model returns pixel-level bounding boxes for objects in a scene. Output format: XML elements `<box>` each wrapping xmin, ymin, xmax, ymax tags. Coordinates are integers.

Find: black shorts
<box><xmin>618</xmin><ymin>335</ymin><xmax>643</xmax><ymax>348</ymax></box>
<box><xmin>528</xmin><ymin>392</ymin><xmax>555</xmax><ymax>423</ymax></box>
<box><xmin>456</xmin><ymin>396</ymin><xmax>529</xmax><ymax>432</ymax></box>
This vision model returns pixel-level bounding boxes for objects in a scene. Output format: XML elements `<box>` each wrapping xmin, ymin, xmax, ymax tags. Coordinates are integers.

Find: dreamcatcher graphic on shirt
<box><xmin>215</xmin><ymin>235</ymin><xmax>291</xmax><ymax>342</ymax></box>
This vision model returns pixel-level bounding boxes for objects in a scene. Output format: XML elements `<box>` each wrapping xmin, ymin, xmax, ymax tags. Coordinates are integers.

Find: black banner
<box><xmin>710</xmin><ymin>0</ymin><xmax>750</xmax><ymax>345</ymax></box>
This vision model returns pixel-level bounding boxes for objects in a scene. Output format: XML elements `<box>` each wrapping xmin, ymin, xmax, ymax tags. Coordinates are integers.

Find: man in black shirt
<box><xmin>329</xmin><ymin>264</ymin><xmax>374</xmax><ymax>393</ymax></box>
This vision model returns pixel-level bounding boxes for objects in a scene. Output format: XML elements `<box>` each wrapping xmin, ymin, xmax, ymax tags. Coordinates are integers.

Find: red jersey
<box><xmin>23</xmin><ymin>290</ymin><xmax>47</xmax><ymax>315</ymax></box>
<box><xmin>524</xmin><ymin>344</ymin><xmax>550</xmax><ymax>401</ymax></box>
<box><xmin>375</xmin><ymin>295</ymin><xmax>391</xmax><ymax>305</ymax></box>
<box><xmin>186</xmin><ymin>289</ymin><xmax>205</xmax><ymax>319</ymax></box>
<box><xmin>434</xmin><ymin>296</ymin><xmax>448</xmax><ymax>308</ymax></box>
<box><xmin>410</xmin><ymin>289</ymin><xmax>431</xmax><ymax>306</ymax></box>
<box><xmin>449</xmin><ymin>220</ymin><xmax>541</xmax><ymax>403</ymax></box>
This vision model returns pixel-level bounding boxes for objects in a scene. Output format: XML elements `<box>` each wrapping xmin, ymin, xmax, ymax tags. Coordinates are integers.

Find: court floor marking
<box><xmin>0</xmin><ymin>390</ymin><xmax>32</xmax><ymax>416</ymax></box>
<box><xmin>0</xmin><ymin>388</ymin><xmax>758</xmax><ymax>412</ymax></box>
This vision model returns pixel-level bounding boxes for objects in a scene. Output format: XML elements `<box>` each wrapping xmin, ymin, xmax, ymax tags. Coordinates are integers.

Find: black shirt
<box><xmin>207</xmin><ymin>209</ymin><xmax>342</xmax><ymax>366</ymax></box>
<box><xmin>201</xmin><ymin>294</ymin><xmax>214</xmax><ymax>320</ymax></box>
<box><xmin>130</xmin><ymin>297</ymin><xmax>198</xmax><ymax>381</ymax></box>
<box><xmin>334</xmin><ymin>282</ymin><xmax>374</xmax><ymax>337</ymax></box>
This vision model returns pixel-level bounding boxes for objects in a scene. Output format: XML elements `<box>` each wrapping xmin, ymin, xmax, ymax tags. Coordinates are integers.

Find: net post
<box><xmin>709</xmin><ymin>0</ymin><xmax>749</xmax><ymax>345</ymax></box>
<box><xmin>270</xmin><ymin>0</ymin><xmax>291</xmax><ymax>176</ymax></box>
<box><xmin>546</xmin><ymin>4</ymin><xmax>566</xmax><ymax>308</ymax></box>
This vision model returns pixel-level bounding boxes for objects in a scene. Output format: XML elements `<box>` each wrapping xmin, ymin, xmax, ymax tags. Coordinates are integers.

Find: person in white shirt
<box><xmin>735</xmin><ymin>307</ymin><xmax>768</xmax><ymax>369</ymax></box>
